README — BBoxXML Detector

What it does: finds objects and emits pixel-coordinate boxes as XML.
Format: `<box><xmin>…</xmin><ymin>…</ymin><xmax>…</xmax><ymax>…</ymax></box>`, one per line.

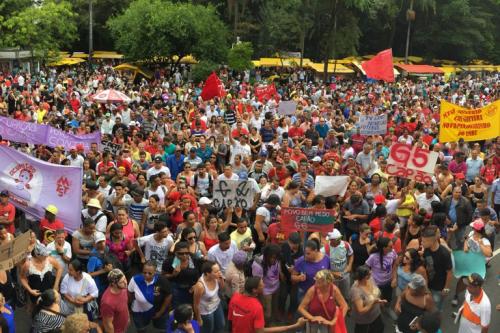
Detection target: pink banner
<box><xmin>0</xmin><ymin>116</ymin><xmax>101</xmax><ymax>152</ymax></box>
<box><xmin>0</xmin><ymin>146</ymin><xmax>83</xmax><ymax>232</ymax></box>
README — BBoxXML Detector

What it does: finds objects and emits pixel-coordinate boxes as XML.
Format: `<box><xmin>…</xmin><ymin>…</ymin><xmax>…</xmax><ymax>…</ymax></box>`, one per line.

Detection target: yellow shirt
<box><xmin>230</xmin><ymin>228</ymin><xmax>253</xmax><ymax>249</ymax></box>
<box><xmin>396</xmin><ymin>194</ymin><xmax>415</xmax><ymax>217</ymax></box>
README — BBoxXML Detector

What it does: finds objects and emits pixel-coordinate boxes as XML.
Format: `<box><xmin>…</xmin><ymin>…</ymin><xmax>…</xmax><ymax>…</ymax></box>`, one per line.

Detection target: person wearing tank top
<box><xmin>193</xmin><ymin>261</ymin><xmax>225</xmax><ymax>333</ymax></box>
<box><xmin>106</xmin><ymin>208</ymin><xmax>140</xmax><ymax>245</ymax></box>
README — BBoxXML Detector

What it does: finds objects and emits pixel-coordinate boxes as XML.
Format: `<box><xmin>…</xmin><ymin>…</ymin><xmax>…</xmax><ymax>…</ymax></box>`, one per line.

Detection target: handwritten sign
<box><xmin>281</xmin><ymin>207</ymin><xmax>335</xmax><ymax>233</ymax></box>
<box><xmin>386</xmin><ymin>143</ymin><xmax>438</xmax><ymax>184</ymax></box>
<box><xmin>358</xmin><ymin>114</ymin><xmax>387</xmax><ymax>135</ymax></box>
<box><xmin>102</xmin><ymin>140</ymin><xmax>122</xmax><ymax>155</ymax></box>
<box><xmin>212</xmin><ymin>180</ymin><xmax>257</xmax><ymax>209</ymax></box>
<box><xmin>0</xmin><ymin>231</ymin><xmax>31</xmax><ymax>270</ymax></box>
<box><xmin>278</xmin><ymin>100</ymin><xmax>297</xmax><ymax>116</ymax></box>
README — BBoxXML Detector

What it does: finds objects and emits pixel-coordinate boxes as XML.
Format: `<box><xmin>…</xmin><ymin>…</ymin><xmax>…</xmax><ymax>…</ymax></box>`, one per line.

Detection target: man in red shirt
<box><xmin>101</xmin><ymin>269</ymin><xmax>130</xmax><ymax>333</ymax></box>
<box><xmin>39</xmin><ymin>204</ymin><xmax>65</xmax><ymax>245</ymax></box>
<box><xmin>229</xmin><ymin>277</ymin><xmax>306</xmax><ymax>333</ymax></box>
<box><xmin>0</xmin><ymin>190</ymin><xmax>15</xmax><ymax>234</ymax></box>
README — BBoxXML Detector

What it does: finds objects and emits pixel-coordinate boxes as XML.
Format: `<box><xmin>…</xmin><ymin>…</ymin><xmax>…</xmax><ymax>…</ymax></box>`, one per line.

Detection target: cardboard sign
<box><xmin>386</xmin><ymin>143</ymin><xmax>438</xmax><ymax>183</ymax></box>
<box><xmin>212</xmin><ymin>180</ymin><xmax>257</xmax><ymax>209</ymax></box>
<box><xmin>278</xmin><ymin>100</ymin><xmax>297</xmax><ymax>115</ymax></box>
<box><xmin>358</xmin><ymin>114</ymin><xmax>387</xmax><ymax>135</ymax></box>
<box><xmin>0</xmin><ymin>231</ymin><xmax>31</xmax><ymax>270</ymax></box>
<box><xmin>281</xmin><ymin>207</ymin><xmax>335</xmax><ymax>233</ymax></box>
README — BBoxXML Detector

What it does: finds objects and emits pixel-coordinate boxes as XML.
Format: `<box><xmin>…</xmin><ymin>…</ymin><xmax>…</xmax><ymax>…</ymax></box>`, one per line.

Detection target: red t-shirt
<box><xmin>288</xmin><ymin>126</ymin><xmax>304</xmax><ymax>138</ymax></box>
<box><xmin>267</xmin><ymin>222</ymin><xmax>296</xmax><ymax>244</ymax></box>
<box><xmin>0</xmin><ymin>203</ymin><xmax>16</xmax><ymax>234</ymax></box>
<box><xmin>374</xmin><ymin>231</ymin><xmax>402</xmax><ymax>254</ymax></box>
<box><xmin>369</xmin><ymin>217</ymin><xmax>383</xmax><ymax>234</ymax></box>
<box><xmin>100</xmin><ymin>287</ymin><xmax>129</xmax><ymax>333</ymax></box>
<box><xmin>40</xmin><ymin>218</ymin><xmax>65</xmax><ymax>244</ymax></box>
<box><xmin>228</xmin><ymin>293</ymin><xmax>265</xmax><ymax>333</ymax></box>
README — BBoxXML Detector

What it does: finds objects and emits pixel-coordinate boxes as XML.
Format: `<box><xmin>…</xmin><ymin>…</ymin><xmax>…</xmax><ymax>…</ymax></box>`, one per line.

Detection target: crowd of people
<box><xmin>0</xmin><ymin>63</ymin><xmax>498</xmax><ymax>333</ymax></box>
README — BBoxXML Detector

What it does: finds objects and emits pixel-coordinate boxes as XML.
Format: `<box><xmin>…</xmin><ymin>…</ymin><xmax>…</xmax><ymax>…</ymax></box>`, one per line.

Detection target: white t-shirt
<box><xmin>146</xmin><ymin>165</ymin><xmax>171</xmax><ymax>180</ymax></box>
<box><xmin>207</xmin><ymin>241</ymin><xmax>238</xmax><ymax>274</ymax></box>
<box><xmin>217</xmin><ymin>173</ymin><xmax>239</xmax><ymax>181</ymax></box>
<box><xmin>230</xmin><ymin>141</ymin><xmax>251</xmax><ymax>164</ymax></box>
<box><xmin>416</xmin><ymin>193</ymin><xmax>440</xmax><ymax>214</ymax></box>
<box><xmin>46</xmin><ymin>241</ymin><xmax>72</xmax><ymax>276</ymax></box>
<box><xmin>466</xmin><ymin>232</ymin><xmax>491</xmax><ymax>254</ymax></box>
<box><xmin>458</xmin><ymin>290</ymin><xmax>491</xmax><ymax>333</ymax></box>
<box><xmin>256</xmin><ymin>206</ymin><xmax>272</xmax><ymax>233</ymax></box>
<box><xmin>137</xmin><ymin>234</ymin><xmax>174</xmax><ymax>272</ymax></box>
<box><xmin>60</xmin><ymin>272</ymin><xmax>99</xmax><ymax>299</ymax></box>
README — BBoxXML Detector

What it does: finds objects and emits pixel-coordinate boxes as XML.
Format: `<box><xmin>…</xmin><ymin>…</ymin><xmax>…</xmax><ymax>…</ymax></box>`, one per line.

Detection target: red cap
<box><xmin>455</xmin><ymin>172</ymin><xmax>465</xmax><ymax>179</ymax></box>
<box><xmin>374</xmin><ymin>194</ymin><xmax>386</xmax><ymax>205</ymax></box>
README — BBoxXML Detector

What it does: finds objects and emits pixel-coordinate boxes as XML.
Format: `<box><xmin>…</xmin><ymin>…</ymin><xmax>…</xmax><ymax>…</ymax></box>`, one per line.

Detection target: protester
<box><xmin>458</xmin><ymin>274</ymin><xmax>491</xmax><ymax>333</ymax></box>
<box><xmin>100</xmin><ymin>269</ymin><xmax>129</xmax><ymax>333</ymax></box>
<box><xmin>31</xmin><ymin>289</ymin><xmax>66</xmax><ymax>333</ymax></box>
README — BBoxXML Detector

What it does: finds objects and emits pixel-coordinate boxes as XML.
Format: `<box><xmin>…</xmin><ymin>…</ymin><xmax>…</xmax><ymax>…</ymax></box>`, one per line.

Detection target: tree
<box><xmin>108</xmin><ymin>0</ymin><xmax>229</xmax><ymax>63</ymax></box>
<box><xmin>1</xmin><ymin>0</ymin><xmax>77</xmax><ymax>59</ymax></box>
<box><xmin>227</xmin><ymin>42</ymin><xmax>254</xmax><ymax>71</ymax></box>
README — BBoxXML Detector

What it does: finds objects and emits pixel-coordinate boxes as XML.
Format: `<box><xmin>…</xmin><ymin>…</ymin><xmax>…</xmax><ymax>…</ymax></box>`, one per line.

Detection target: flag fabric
<box><xmin>361</xmin><ymin>49</ymin><xmax>395</xmax><ymax>82</ymax></box>
<box><xmin>255</xmin><ymin>83</ymin><xmax>278</xmax><ymax>102</ymax></box>
<box><xmin>200</xmin><ymin>72</ymin><xmax>226</xmax><ymax>101</ymax></box>
<box><xmin>0</xmin><ymin>146</ymin><xmax>82</xmax><ymax>232</ymax></box>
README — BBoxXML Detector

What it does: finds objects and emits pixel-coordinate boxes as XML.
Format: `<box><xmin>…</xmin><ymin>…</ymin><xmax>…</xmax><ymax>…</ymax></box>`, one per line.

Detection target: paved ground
<box><xmin>14</xmin><ymin>238</ymin><xmax>500</xmax><ymax>332</ymax></box>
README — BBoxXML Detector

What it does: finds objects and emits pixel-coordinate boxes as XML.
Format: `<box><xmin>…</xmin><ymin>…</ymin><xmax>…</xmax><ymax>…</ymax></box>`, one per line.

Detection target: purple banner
<box><xmin>0</xmin><ymin>146</ymin><xmax>83</xmax><ymax>232</ymax></box>
<box><xmin>0</xmin><ymin>116</ymin><xmax>101</xmax><ymax>152</ymax></box>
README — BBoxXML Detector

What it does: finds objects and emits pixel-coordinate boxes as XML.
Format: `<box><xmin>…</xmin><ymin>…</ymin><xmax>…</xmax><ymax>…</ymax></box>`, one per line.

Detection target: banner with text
<box><xmin>281</xmin><ymin>207</ymin><xmax>335</xmax><ymax>233</ymax></box>
<box><xmin>0</xmin><ymin>146</ymin><xmax>83</xmax><ymax>232</ymax></box>
<box><xmin>212</xmin><ymin>180</ymin><xmax>257</xmax><ymax>209</ymax></box>
<box><xmin>358</xmin><ymin>114</ymin><xmax>387</xmax><ymax>135</ymax></box>
<box><xmin>387</xmin><ymin>143</ymin><xmax>438</xmax><ymax>184</ymax></box>
<box><xmin>0</xmin><ymin>116</ymin><xmax>101</xmax><ymax>152</ymax></box>
<box><xmin>439</xmin><ymin>100</ymin><xmax>500</xmax><ymax>142</ymax></box>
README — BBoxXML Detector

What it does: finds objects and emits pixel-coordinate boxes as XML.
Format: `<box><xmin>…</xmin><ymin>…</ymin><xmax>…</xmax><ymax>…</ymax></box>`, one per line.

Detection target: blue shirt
<box><xmin>314</xmin><ymin>123</ymin><xmax>329</xmax><ymax>138</ymax></box>
<box><xmin>449</xmin><ymin>199</ymin><xmax>458</xmax><ymax>225</ymax></box>
<box><xmin>1</xmin><ymin>303</ymin><xmax>15</xmax><ymax>333</ymax></box>
<box><xmin>166</xmin><ymin>154</ymin><xmax>185</xmax><ymax>180</ymax></box>
<box><xmin>196</xmin><ymin>147</ymin><xmax>213</xmax><ymax>163</ymax></box>
<box><xmin>166</xmin><ymin>315</ymin><xmax>200</xmax><ymax>333</ymax></box>
<box><xmin>492</xmin><ymin>179</ymin><xmax>500</xmax><ymax>205</ymax></box>
<box><xmin>465</xmin><ymin>157</ymin><xmax>483</xmax><ymax>182</ymax></box>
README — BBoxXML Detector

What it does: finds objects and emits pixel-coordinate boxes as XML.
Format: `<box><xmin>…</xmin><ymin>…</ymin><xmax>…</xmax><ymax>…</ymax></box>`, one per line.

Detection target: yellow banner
<box><xmin>439</xmin><ymin>100</ymin><xmax>500</xmax><ymax>143</ymax></box>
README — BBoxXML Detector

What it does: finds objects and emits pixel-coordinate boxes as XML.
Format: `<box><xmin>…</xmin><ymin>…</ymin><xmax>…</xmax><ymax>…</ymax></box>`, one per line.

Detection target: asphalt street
<box><xmin>14</xmin><ymin>238</ymin><xmax>500</xmax><ymax>332</ymax></box>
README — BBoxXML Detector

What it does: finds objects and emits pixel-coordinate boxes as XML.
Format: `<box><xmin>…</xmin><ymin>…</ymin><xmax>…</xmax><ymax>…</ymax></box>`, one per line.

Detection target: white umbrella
<box><xmin>91</xmin><ymin>89</ymin><xmax>131</xmax><ymax>104</ymax></box>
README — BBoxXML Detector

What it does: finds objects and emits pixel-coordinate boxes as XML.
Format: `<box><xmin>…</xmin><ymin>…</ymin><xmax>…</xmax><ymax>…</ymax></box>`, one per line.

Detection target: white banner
<box><xmin>314</xmin><ymin>176</ymin><xmax>350</xmax><ymax>197</ymax></box>
<box><xmin>278</xmin><ymin>100</ymin><xmax>297</xmax><ymax>115</ymax></box>
<box><xmin>359</xmin><ymin>114</ymin><xmax>387</xmax><ymax>135</ymax></box>
<box><xmin>212</xmin><ymin>180</ymin><xmax>257</xmax><ymax>209</ymax></box>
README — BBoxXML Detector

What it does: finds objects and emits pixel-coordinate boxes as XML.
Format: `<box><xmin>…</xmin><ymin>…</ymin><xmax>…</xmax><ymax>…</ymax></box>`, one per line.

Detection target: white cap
<box><xmin>198</xmin><ymin>197</ymin><xmax>212</xmax><ymax>205</ymax></box>
<box><xmin>312</xmin><ymin>156</ymin><xmax>322</xmax><ymax>162</ymax></box>
<box><xmin>94</xmin><ymin>232</ymin><xmax>106</xmax><ymax>243</ymax></box>
<box><xmin>326</xmin><ymin>229</ymin><xmax>342</xmax><ymax>240</ymax></box>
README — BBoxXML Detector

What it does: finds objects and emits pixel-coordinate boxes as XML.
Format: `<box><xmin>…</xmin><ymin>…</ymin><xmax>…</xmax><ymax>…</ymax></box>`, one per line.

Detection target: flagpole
<box><xmin>404</xmin><ymin>0</ymin><xmax>414</xmax><ymax>64</ymax></box>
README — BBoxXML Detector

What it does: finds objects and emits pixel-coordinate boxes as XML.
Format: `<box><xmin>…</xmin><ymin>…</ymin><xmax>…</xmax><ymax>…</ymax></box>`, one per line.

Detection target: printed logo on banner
<box><xmin>3</xmin><ymin>162</ymin><xmax>42</xmax><ymax>205</ymax></box>
<box><xmin>386</xmin><ymin>143</ymin><xmax>438</xmax><ymax>183</ymax></box>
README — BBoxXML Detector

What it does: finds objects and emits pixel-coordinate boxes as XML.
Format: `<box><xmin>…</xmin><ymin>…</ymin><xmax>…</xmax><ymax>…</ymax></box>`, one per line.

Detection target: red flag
<box><xmin>255</xmin><ymin>83</ymin><xmax>278</xmax><ymax>102</ymax></box>
<box><xmin>361</xmin><ymin>49</ymin><xmax>394</xmax><ymax>82</ymax></box>
<box><xmin>200</xmin><ymin>72</ymin><xmax>226</xmax><ymax>101</ymax></box>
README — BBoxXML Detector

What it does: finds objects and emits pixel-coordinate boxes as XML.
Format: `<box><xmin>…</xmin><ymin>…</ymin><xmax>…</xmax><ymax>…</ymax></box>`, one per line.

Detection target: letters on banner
<box><xmin>386</xmin><ymin>143</ymin><xmax>438</xmax><ymax>184</ymax></box>
<box><xmin>281</xmin><ymin>207</ymin><xmax>336</xmax><ymax>233</ymax></box>
<box><xmin>212</xmin><ymin>180</ymin><xmax>257</xmax><ymax>209</ymax></box>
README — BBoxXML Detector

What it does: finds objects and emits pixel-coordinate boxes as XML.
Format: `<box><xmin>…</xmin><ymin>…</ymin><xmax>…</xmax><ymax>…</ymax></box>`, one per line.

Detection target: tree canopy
<box><xmin>107</xmin><ymin>0</ymin><xmax>229</xmax><ymax>63</ymax></box>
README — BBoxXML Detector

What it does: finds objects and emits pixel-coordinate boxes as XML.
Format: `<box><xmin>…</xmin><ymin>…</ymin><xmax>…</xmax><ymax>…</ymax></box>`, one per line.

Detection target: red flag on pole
<box><xmin>361</xmin><ymin>49</ymin><xmax>395</xmax><ymax>82</ymax></box>
<box><xmin>201</xmin><ymin>72</ymin><xmax>226</xmax><ymax>101</ymax></box>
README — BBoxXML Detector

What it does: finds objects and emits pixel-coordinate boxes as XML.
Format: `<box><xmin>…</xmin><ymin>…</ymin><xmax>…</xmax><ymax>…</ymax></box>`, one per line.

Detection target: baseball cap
<box><xmin>463</xmin><ymin>273</ymin><xmax>484</xmax><ymax>287</ymax></box>
<box><xmin>0</xmin><ymin>190</ymin><xmax>9</xmax><ymax>197</ymax></box>
<box><xmin>198</xmin><ymin>197</ymin><xmax>212</xmax><ymax>205</ymax></box>
<box><xmin>374</xmin><ymin>194</ymin><xmax>386</xmax><ymax>205</ymax></box>
<box><xmin>455</xmin><ymin>172</ymin><xmax>465</xmax><ymax>179</ymax></box>
<box><xmin>94</xmin><ymin>232</ymin><xmax>106</xmax><ymax>244</ymax></box>
<box><xmin>470</xmin><ymin>219</ymin><xmax>485</xmax><ymax>231</ymax></box>
<box><xmin>408</xmin><ymin>274</ymin><xmax>426</xmax><ymax>290</ymax></box>
<box><xmin>46</xmin><ymin>204</ymin><xmax>58</xmax><ymax>215</ymax></box>
<box><xmin>326</xmin><ymin>228</ymin><xmax>342</xmax><ymax>240</ymax></box>
<box><xmin>154</xmin><ymin>156</ymin><xmax>163</xmax><ymax>163</ymax></box>
<box><xmin>312</xmin><ymin>156</ymin><xmax>322</xmax><ymax>163</ymax></box>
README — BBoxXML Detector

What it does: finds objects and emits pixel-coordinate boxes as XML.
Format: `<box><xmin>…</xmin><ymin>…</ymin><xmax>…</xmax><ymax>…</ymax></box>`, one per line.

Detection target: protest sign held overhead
<box><xmin>0</xmin><ymin>146</ymin><xmax>83</xmax><ymax>232</ymax></box>
<box><xmin>0</xmin><ymin>231</ymin><xmax>31</xmax><ymax>271</ymax></box>
<box><xmin>281</xmin><ymin>208</ymin><xmax>336</xmax><ymax>233</ymax></box>
<box><xmin>358</xmin><ymin>114</ymin><xmax>387</xmax><ymax>135</ymax></box>
<box><xmin>439</xmin><ymin>100</ymin><xmax>500</xmax><ymax>142</ymax></box>
<box><xmin>212</xmin><ymin>179</ymin><xmax>258</xmax><ymax>209</ymax></box>
<box><xmin>278</xmin><ymin>100</ymin><xmax>297</xmax><ymax>116</ymax></box>
<box><xmin>314</xmin><ymin>176</ymin><xmax>350</xmax><ymax>197</ymax></box>
<box><xmin>386</xmin><ymin>143</ymin><xmax>438</xmax><ymax>184</ymax></box>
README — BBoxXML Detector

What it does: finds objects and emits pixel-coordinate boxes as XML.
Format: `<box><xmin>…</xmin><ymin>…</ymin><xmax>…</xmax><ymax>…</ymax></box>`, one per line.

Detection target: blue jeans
<box><xmin>200</xmin><ymin>303</ymin><xmax>225</xmax><ymax>333</ymax></box>
<box><xmin>431</xmin><ymin>289</ymin><xmax>444</xmax><ymax>310</ymax></box>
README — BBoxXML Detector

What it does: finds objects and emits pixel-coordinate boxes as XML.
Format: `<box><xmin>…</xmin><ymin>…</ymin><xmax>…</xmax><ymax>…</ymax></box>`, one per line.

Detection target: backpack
<box><xmin>193</xmin><ymin>173</ymin><xmax>213</xmax><ymax>196</ymax></box>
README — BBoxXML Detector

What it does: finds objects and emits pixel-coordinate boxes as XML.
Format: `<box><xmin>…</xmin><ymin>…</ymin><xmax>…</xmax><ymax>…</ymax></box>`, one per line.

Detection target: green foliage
<box><xmin>227</xmin><ymin>42</ymin><xmax>254</xmax><ymax>71</ymax></box>
<box><xmin>191</xmin><ymin>60</ymin><xmax>218</xmax><ymax>83</ymax></box>
<box><xmin>1</xmin><ymin>1</ymin><xmax>77</xmax><ymax>58</ymax></box>
<box><xmin>108</xmin><ymin>0</ymin><xmax>229</xmax><ymax>63</ymax></box>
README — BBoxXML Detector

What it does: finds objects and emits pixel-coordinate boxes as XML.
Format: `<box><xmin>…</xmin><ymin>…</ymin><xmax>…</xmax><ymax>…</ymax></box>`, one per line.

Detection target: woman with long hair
<box><xmin>350</xmin><ymin>224</ymin><xmax>376</xmax><ymax>272</ymax></box>
<box><xmin>392</xmin><ymin>248</ymin><xmax>428</xmax><ymax>295</ymax></box>
<box><xmin>166</xmin><ymin>304</ymin><xmax>200</xmax><ymax>333</ymax></box>
<box><xmin>365</xmin><ymin>237</ymin><xmax>398</xmax><ymax>303</ymax></box>
<box><xmin>199</xmin><ymin>215</ymin><xmax>221</xmax><ymax>251</ymax></box>
<box><xmin>282</xmin><ymin>181</ymin><xmax>306</xmax><ymax>208</ymax></box>
<box><xmin>350</xmin><ymin>265</ymin><xmax>385</xmax><ymax>333</ymax></box>
<box><xmin>251</xmin><ymin>244</ymin><xmax>282</xmax><ymax>323</ymax></box>
<box><xmin>298</xmin><ymin>270</ymin><xmax>348</xmax><ymax>333</ymax></box>
<box><xmin>106</xmin><ymin>223</ymin><xmax>133</xmax><ymax>271</ymax></box>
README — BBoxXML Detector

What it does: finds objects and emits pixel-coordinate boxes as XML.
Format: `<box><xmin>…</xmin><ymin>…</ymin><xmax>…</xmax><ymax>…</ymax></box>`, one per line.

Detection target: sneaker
<box><xmin>451</xmin><ymin>296</ymin><xmax>458</xmax><ymax>306</ymax></box>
